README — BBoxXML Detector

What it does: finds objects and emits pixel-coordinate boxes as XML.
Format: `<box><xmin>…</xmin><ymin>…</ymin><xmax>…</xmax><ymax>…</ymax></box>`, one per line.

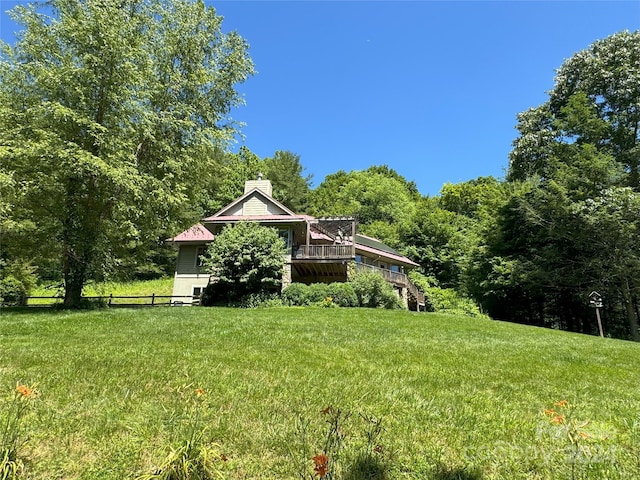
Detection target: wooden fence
<box><xmin>23</xmin><ymin>294</ymin><xmax>200</xmax><ymax>308</ymax></box>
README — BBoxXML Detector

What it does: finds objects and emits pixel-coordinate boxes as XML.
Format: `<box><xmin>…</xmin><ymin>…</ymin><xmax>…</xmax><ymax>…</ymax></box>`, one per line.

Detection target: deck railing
<box><xmin>355</xmin><ymin>263</ymin><xmax>425</xmax><ymax>309</ymax></box>
<box><xmin>355</xmin><ymin>262</ymin><xmax>409</xmax><ymax>286</ymax></box>
<box><xmin>292</xmin><ymin>244</ymin><xmax>354</xmax><ymax>259</ymax></box>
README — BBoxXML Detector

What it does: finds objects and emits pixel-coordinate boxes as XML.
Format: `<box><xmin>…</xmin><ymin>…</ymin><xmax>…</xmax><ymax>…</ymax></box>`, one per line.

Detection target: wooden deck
<box><xmin>292</xmin><ymin>244</ymin><xmax>354</xmax><ymax>260</ymax></box>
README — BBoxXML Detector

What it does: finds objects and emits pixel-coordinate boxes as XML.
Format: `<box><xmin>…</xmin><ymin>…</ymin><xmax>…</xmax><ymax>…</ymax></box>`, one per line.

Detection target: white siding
<box><xmin>243</xmin><ymin>196</ymin><xmax>267</xmax><ymax>215</ymax></box>
<box><xmin>266</xmin><ymin>202</ymin><xmax>287</xmax><ymax>215</ymax></box>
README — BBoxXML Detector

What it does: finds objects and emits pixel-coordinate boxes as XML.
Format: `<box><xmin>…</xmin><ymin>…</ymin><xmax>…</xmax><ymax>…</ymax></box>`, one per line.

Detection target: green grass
<box><xmin>28</xmin><ymin>278</ymin><xmax>174</xmax><ymax>305</ymax></box>
<box><xmin>0</xmin><ymin>307</ymin><xmax>639</xmax><ymax>479</ymax></box>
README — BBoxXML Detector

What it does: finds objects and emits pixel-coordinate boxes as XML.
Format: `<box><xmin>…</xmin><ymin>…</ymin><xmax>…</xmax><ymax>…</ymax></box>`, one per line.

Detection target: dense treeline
<box><xmin>0</xmin><ymin>3</ymin><xmax>637</xmax><ymax>339</ymax></box>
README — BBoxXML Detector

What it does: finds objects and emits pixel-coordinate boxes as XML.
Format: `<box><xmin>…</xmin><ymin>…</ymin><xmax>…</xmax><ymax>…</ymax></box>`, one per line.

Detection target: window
<box><xmin>278</xmin><ymin>229</ymin><xmax>291</xmax><ymax>248</ymax></box>
<box><xmin>196</xmin><ymin>246</ymin><xmax>206</xmax><ymax>267</ymax></box>
<box><xmin>390</xmin><ymin>265</ymin><xmax>400</xmax><ymax>273</ymax></box>
<box><xmin>193</xmin><ymin>286</ymin><xmax>203</xmax><ymax>297</ymax></box>
<box><xmin>355</xmin><ymin>255</ymin><xmax>363</xmax><ymax>263</ymax></box>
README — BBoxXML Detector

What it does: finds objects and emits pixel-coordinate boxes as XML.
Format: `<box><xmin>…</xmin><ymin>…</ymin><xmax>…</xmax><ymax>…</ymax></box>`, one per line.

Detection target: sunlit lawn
<box><xmin>28</xmin><ymin>278</ymin><xmax>174</xmax><ymax>306</ymax></box>
<box><xmin>1</xmin><ymin>307</ymin><xmax>638</xmax><ymax>479</ymax></box>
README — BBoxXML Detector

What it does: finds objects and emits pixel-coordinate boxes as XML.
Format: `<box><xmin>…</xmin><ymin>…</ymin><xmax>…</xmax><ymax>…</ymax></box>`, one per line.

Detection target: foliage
<box><xmin>460</xmin><ymin>31</ymin><xmax>640</xmax><ymax>340</ymax></box>
<box><xmin>282</xmin><ymin>283</ymin><xmax>311</xmax><ymax>306</ymax></box>
<box><xmin>349</xmin><ymin>271</ymin><xmax>401</xmax><ymax>309</ymax></box>
<box><xmin>1</xmin><ymin>383</ymin><xmax>38</xmax><ymax>479</ymax></box>
<box><xmin>263</xmin><ymin>150</ymin><xmax>312</xmax><ymax>213</ymax></box>
<box><xmin>136</xmin><ymin>385</ymin><xmax>229</xmax><ymax>480</ymax></box>
<box><xmin>307</xmin><ymin>283</ymin><xmax>330</xmax><ymax>304</ymax></box>
<box><xmin>424</xmin><ymin>287</ymin><xmax>486</xmax><ymax>318</ymax></box>
<box><xmin>326</xmin><ymin>282</ymin><xmax>358</xmax><ymax>308</ymax></box>
<box><xmin>0</xmin><ymin>260</ymin><xmax>36</xmax><ymax>306</ymax></box>
<box><xmin>509</xmin><ymin>31</ymin><xmax>640</xmax><ymax>189</ymax></box>
<box><xmin>200</xmin><ymin>222</ymin><xmax>286</xmax><ymax>305</ymax></box>
<box><xmin>308</xmin><ymin>167</ymin><xmax>419</xmax><ymax>247</ymax></box>
<box><xmin>282</xmin><ymin>282</ymin><xmax>357</xmax><ymax>308</ymax></box>
<box><xmin>0</xmin><ymin>0</ymin><xmax>254</xmax><ymax>307</ymax></box>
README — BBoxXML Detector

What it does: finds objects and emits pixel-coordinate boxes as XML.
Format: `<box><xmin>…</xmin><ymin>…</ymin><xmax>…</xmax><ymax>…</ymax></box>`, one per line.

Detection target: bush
<box><xmin>349</xmin><ymin>271</ymin><xmax>401</xmax><ymax>309</ymax></box>
<box><xmin>326</xmin><ymin>282</ymin><xmax>358</xmax><ymax>307</ymax></box>
<box><xmin>424</xmin><ymin>286</ymin><xmax>486</xmax><ymax>318</ymax></box>
<box><xmin>0</xmin><ymin>276</ymin><xmax>27</xmax><ymax>306</ymax></box>
<box><xmin>282</xmin><ymin>283</ymin><xmax>310</xmax><ymax>306</ymax></box>
<box><xmin>235</xmin><ymin>292</ymin><xmax>283</xmax><ymax>308</ymax></box>
<box><xmin>0</xmin><ymin>261</ymin><xmax>37</xmax><ymax>306</ymax></box>
<box><xmin>201</xmin><ymin>222</ymin><xmax>286</xmax><ymax>304</ymax></box>
<box><xmin>307</xmin><ymin>283</ymin><xmax>330</xmax><ymax>304</ymax></box>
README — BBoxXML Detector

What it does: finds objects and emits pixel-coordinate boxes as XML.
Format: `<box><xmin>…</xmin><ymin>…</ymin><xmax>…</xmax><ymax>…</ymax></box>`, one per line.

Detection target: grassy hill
<box><xmin>0</xmin><ymin>307</ymin><xmax>638</xmax><ymax>479</ymax></box>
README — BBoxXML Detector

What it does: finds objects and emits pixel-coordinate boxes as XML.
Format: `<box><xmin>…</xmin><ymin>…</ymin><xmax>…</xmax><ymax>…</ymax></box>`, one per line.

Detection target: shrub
<box><xmin>307</xmin><ymin>283</ymin><xmax>330</xmax><ymax>304</ymax></box>
<box><xmin>234</xmin><ymin>292</ymin><xmax>283</xmax><ymax>309</ymax></box>
<box><xmin>326</xmin><ymin>282</ymin><xmax>358</xmax><ymax>307</ymax></box>
<box><xmin>349</xmin><ymin>271</ymin><xmax>401</xmax><ymax>309</ymax></box>
<box><xmin>201</xmin><ymin>222</ymin><xmax>286</xmax><ymax>305</ymax></box>
<box><xmin>282</xmin><ymin>283</ymin><xmax>310</xmax><ymax>306</ymax></box>
<box><xmin>0</xmin><ymin>276</ymin><xmax>27</xmax><ymax>307</ymax></box>
<box><xmin>0</xmin><ymin>261</ymin><xmax>36</xmax><ymax>307</ymax></box>
<box><xmin>424</xmin><ymin>286</ymin><xmax>486</xmax><ymax>318</ymax></box>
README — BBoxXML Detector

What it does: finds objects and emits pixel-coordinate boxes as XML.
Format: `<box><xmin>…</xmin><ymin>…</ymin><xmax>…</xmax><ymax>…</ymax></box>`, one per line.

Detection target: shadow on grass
<box><xmin>343</xmin><ymin>454</ymin><xmax>389</xmax><ymax>480</ymax></box>
<box><xmin>431</xmin><ymin>464</ymin><xmax>483</xmax><ymax>480</ymax></box>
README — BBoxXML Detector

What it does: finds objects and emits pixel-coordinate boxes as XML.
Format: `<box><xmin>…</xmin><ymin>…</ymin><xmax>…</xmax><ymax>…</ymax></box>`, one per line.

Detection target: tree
<box><xmin>308</xmin><ymin>166</ymin><xmax>419</xmax><ymax>247</ymax></box>
<box><xmin>509</xmin><ymin>30</ymin><xmax>640</xmax><ymax>189</ymax></box>
<box><xmin>0</xmin><ymin>0</ymin><xmax>254</xmax><ymax>307</ymax></box>
<box><xmin>201</xmin><ymin>222</ymin><xmax>286</xmax><ymax>304</ymax></box>
<box><xmin>492</xmin><ymin>31</ymin><xmax>640</xmax><ymax>339</ymax></box>
<box><xmin>263</xmin><ymin>150</ymin><xmax>312</xmax><ymax>212</ymax></box>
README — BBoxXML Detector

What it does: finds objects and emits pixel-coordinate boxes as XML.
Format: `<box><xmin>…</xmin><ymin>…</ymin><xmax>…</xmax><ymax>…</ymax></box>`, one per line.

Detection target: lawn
<box><xmin>28</xmin><ymin>279</ymin><xmax>174</xmax><ymax>306</ymax></box>
<box><xmin>0</xmin><ymin>307</ymin><xmax>638</xmax><ymax>479</ymax></box>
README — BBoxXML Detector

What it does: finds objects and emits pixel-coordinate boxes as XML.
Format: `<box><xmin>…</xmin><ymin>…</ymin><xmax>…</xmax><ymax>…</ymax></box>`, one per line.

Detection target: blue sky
<box><xmin>1</xmin><ymin>1</ymin><xmax>639</xmax><ymax>195</ymax></box>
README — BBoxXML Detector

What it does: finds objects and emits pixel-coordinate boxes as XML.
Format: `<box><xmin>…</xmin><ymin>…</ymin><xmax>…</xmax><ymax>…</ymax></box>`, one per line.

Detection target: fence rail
<box><xmin>22</xmin><ymin>294</ymin><xmax>200</xmax><ymax>307</ymax></box>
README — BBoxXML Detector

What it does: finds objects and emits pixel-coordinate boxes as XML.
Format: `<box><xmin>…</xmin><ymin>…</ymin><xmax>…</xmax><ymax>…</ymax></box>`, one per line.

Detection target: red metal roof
<box><xmin>353</xmin><ymin>242</ymin><xmax>420</xmax><ymax>267</ymax></box>
<box><xmin>171</xmin><ymin>224</ymin><xmax>215</xmax><ymax>242</ymax></box>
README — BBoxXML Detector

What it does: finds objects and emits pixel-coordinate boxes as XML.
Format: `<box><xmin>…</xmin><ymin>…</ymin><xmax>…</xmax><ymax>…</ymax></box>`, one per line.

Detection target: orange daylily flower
<box><xmin>544</xmin><ymin>408</ymin><xmax>556</xmax><ymax>416</ymax></box>
<box><xmin>312</xmin><ymin>453</ymin><xmax>328</xmax><ymax>477</ymax></box>
<box><xmin>15</xmin><ymin>383</ymin><xmax>34</xmax><ymax>398</ymax></box>
<box><xmin>551</xmin><ymin>415</ymin><xmax>565</xmax><ymax>424</ymax></box>
<box><xmin>194</xmin><ymin>388</ymin><xmax>205</xmax><ymax>397</ymax></box>
<box><xmin>554</xmin><ymin>400</ymin><xmax>568</xmax><ymax>408</ymax></box>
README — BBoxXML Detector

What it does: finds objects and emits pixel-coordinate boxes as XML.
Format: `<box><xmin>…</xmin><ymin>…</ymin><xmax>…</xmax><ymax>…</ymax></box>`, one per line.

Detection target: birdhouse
<box><xmin>588</xmin><ymin>291</ymin><xmax>603</xmax><ymax>308</ymax></box>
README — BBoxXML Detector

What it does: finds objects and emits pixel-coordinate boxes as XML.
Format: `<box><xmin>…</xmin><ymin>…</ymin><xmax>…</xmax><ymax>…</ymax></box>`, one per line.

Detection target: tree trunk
<box><xmin>61</xmin><ymin>178</ymin><xmax>92</xmax><ymax>309</ymax></box>
<box><xmin>622</xmin><ymin>278</ymin><xmax>640</xmax><ymax>342</ymax></box>
<box><xmin>63</xmin><ymin>261</ymin><xmax>86</xmax><ymax>308</ymax></box>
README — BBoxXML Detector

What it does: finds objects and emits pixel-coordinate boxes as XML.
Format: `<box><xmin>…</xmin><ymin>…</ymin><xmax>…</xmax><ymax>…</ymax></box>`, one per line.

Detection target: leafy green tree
<box><xmin>309</xmin><ymin>166</ymin><xmax>419</xmax><ymax>248</ymax></box>
<box><xmin>509</xmin><ymin>31</ymin><xmax>640</xmax><ymax>189</ymax></box>
<box><xmin>0</xmin><ymin>0</ymin><xmax>254</xmax><ymax>306</ymax></box>
<box><xmin>202</xmin><ymin>146</ymin><xmax>265</xmax><ymax>214</ymax></box>
<box><xmin>475</xmin><ymin>31</ymin><xmax>640</xmax><ymax>340</ymax></box>
<box><xmin>201</xmin><ymin>222</ymin><xmax>286</xmax><ymax>304</ymax></box>
<box><xmin>263</xmin><ymin>150</ymin><xmax>312</xmax><ymax>212</ymax></box>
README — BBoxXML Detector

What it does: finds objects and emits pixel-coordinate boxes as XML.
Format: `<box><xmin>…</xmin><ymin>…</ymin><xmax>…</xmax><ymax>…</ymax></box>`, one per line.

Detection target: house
<box><xmin>170</xmin><ymin>177</ymin><xmax>425</xmax><ymax>310</ymax></box>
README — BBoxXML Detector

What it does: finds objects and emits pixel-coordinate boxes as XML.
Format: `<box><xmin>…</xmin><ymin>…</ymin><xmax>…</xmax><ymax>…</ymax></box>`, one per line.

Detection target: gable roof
<box><xmin>171</xmin><ymin>223</ymin><xmax>215</xmax><ymax>243</ymax></box>
<box><xmin>204</xmin><ymin>187</ymin><xmax>298</xmax><ymax>220</ymax></box>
